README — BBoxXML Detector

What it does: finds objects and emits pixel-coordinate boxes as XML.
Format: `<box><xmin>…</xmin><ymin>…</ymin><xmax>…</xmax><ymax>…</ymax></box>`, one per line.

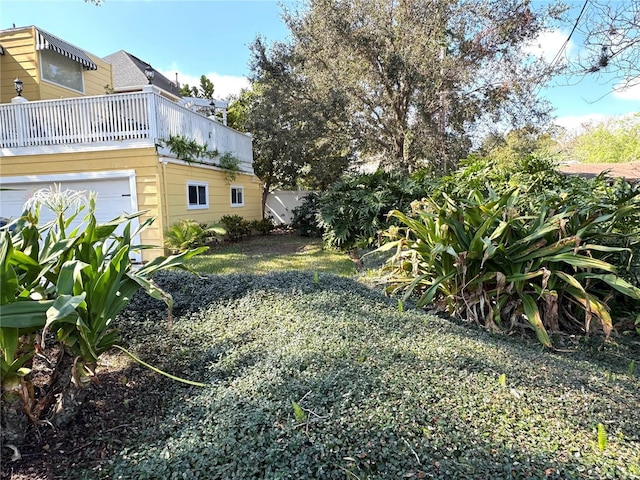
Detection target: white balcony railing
<box><xmin>0</xmin><ymin>90</ymin><xmax>253</xmax><ymax>172</ymax></box>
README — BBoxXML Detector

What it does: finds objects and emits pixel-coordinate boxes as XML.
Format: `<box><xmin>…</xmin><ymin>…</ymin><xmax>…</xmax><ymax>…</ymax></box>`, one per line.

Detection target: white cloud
<box><xmin>158</xmin><ymin>67</ymin><xmax>250</xmax><ymax>100</ymax></box>
<box><xmin>553</xmin><ymin>113</ymin><xmax>608</xmax><ymax>132</ymax></box>
<box><xmin>523</xmin><ymin>29</ymin><xmax>577</xmax><ymax>63</ymax></box>
<box><xmin>612</xmin><ymin>82</ymin><xmax>640</xmax><ymax>101</ymax></box>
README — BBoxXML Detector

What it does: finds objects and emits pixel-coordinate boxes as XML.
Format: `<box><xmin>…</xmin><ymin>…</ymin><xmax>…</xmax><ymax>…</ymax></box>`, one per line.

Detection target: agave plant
<box><xmin>380</xmin><ymin>189</ymin><xmax>640</xmax><ymax>346</ymax></box>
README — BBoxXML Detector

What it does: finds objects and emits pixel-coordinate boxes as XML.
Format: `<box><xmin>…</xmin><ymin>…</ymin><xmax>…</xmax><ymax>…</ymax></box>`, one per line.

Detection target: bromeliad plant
<box><xmin>0</xmin><ymin>186</ymin><xmax>206</xmax><ymax>442</ymax></box>
<box><xmin>380</xmin><ymin>189</ymin><xmax>640</xmax><ymax>347</ymax></box>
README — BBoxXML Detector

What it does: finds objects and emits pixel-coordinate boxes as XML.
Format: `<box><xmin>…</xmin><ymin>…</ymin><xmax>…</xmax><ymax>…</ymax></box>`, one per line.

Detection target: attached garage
<box><xmin>0</xmin><ymin>169</ymin><xmax>142</xmax><ymax>261</ymax></box>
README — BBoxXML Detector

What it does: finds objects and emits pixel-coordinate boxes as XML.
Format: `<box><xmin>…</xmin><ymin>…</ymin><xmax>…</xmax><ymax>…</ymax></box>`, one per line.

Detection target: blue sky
<box><xmin>1</xmin><ymin>0</ymin><xmax>638</xmax><ymax>131</ymax></box>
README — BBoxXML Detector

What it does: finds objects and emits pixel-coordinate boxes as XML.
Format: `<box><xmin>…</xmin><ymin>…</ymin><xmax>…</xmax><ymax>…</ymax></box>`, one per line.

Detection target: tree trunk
<box><xmin>261</xmin><ymin>182</ymin><xmax>272</xmax><ymax>220</ymax></box>
<box><xmin>49</xmin><ymin>353</ymin><xmax>93</xmax><ymax>428</ymax></box>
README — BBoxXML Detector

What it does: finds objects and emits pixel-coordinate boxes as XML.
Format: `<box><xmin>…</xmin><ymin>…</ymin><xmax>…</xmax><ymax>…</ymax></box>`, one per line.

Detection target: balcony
<box><xmin>0</xmin><ymin>89</ymin><xmax>253</xmax><ymax>173</ymax></box>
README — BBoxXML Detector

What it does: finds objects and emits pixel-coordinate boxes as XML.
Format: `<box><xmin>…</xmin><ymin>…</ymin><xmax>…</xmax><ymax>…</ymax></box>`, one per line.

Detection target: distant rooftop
<box><xmin>102</xmin><ymin>50</ymin><xmax>180</xmax><ymax>96</ymax></box>
<box><xmin>559</xmin><ymin>162</ymin><xmax>640</xmax><ymax>181</ymax></box>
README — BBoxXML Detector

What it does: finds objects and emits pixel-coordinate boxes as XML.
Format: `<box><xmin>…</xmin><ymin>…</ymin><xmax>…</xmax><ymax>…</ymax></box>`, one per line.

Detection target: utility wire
<box><xmin>531</xmin><ymin>0</ymin><xmax>591</xmax><ymax>99</ymax></box>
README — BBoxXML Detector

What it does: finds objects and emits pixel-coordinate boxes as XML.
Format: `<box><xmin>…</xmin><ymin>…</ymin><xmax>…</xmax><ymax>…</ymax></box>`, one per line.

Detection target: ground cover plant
<box><xmin>3</xmin><ymin>173</ymin><xmax>638</xmax><ymax>478</ymax></box>
<box><xmin>3</xmin><ymin>269</ymin><xmax>637</xmax><ymax>479</ymax></box>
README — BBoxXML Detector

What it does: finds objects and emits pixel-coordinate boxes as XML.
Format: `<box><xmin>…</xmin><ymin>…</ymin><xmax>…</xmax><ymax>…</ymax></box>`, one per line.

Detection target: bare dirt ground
<box><xmin>1</xmin><ymin>355</ymin><xmax>150</xmax><ymax>480</ymax></box>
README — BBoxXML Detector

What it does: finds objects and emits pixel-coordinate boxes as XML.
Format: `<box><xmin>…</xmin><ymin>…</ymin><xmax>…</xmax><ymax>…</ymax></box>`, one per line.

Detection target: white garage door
<box><xmin>0</xmin><ymin>171</ymin><xmax>142</xmax><ymax>262</ymax></box>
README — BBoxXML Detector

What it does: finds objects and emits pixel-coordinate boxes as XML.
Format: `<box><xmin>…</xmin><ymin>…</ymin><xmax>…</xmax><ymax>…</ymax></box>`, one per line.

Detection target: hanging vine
<box><xmin>157</xmin><ymin>135</ymin><xmax>241</xmax><ymax>182</ymax></box>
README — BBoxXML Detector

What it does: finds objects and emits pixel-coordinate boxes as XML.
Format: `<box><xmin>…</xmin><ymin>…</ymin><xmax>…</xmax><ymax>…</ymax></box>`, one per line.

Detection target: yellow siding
<box><xmin>1</xmin><ymin>149</ymin><xmax>262</xmax><ymax>259</ymax></box>
<box><xmin>0</xmin><ymin>147</ymin><xmax>163</xmax><ymax>261</ymax></box>
<box><xmin>163</xmin><ymin>163</ymin><xmax>262</xmax><ymax>227</ymax></box>
<box><xmin>0</xmin><ymin>26</ymin><xmax>113</xmax><ymax>102</ymax></box>
<box><xmin>0</xmin><ymin>27</ymin><xmax>37</xmax><ymax>103</ymax></box>
<box><xmin>39</xmin><ymin>53</ymin><xmax>112</xmax><ymax>99</ymax></box>
<box><xmin>85</xmin><ymin>55</ymin><xmax>113</xmax><ymax>96</ymax></box>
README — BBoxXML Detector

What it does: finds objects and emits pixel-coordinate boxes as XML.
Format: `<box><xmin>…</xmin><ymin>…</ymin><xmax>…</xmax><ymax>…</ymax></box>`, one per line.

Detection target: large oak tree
<box><xmin>283</xmin><ymin>0</ymin><xmax>566</xmax><ymax>173</ymax></box>
<box><xmin>229</xmin><ymin>38</ymin><xmax>352</xmax><ymax>215</ymax></box>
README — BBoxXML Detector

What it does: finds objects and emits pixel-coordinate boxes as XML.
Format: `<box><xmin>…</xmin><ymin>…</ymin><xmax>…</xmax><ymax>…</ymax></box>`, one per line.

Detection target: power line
<box><xmin>531</xmin><ymin>0</ymin><xmax>591</xmax><ymax>99</ymax></box>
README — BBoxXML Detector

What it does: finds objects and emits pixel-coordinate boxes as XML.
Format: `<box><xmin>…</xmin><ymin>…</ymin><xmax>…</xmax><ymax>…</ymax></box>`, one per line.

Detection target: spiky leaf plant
<box><xmin>381</xmin><ymin>189</ymin><xmax>640</xmax><ymax>345</ymax></box>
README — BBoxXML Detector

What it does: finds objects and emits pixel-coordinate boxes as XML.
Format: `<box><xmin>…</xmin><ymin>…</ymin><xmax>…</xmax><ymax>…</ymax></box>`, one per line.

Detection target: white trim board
<box><xmin>1</xmin><ymin>139</ymin><xmax>156</xmax><ymax>157</ymax></box>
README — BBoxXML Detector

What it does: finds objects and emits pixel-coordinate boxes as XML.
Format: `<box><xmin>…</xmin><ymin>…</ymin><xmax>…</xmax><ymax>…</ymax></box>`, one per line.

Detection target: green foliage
<box><xmin>0</xmin><ymin>186</ymin><xmax>204</xmax><ymax>425</ymax></box>
<box><xmin>85</xmin><ymin>270</ymin><xmax>639</xmax><ymax>479</ymax></box>
<box><xmin>381</xmin><ymin>188</ymin><xmax>640</xmax><ymax>345</ymax></box>
<box><xmin>157</xmin><ymin>134</ymin><xmax>218</xmax><ymax>164</ymax></box>
<box><xmin>179</xmin><ymin>74</ymin><xmax>215</xmax><ymax>100</ymax></box>
<box><xmin>219</xmin><ymin>215</ymin><xmax>251</xmax><ymax>242</ymax></box>
<box><xmin>597</xmin><ymin>423</ymin><xmax>608</xmax><ymax>452</ymax></box>
<box><xmin>291</xmin><ymin>192</ymin><xmax>323</xmax><ymax>237</ymax></box>
<box><xmin>164</xmin><ymin>219</ymin><xmax>225</xmax><ymax>253</ymax></box>
<box><xmin>567</xmin><ymin>116</ymin><xmax>640</xmax><ymax>164</ymax></box>
<box><xmin>316</xmin><ymin>170</ymin><xmax>431</xmax><ymax>251</ymax></box>
<box><xmin>234</xmin><ymin>40</ymin><xmax>352</xmax><ymax>208</ymax></box>
<box><xmin>479</xmin><ymin>126</ymin><xmax>561</xmax><ymax>165</ymax></box>
<box><xmin>283</xmin><ymin>0</ymin><xmax>565</xmax><ymax>172</ymax></box>
<box><xmin>249</xmin><ymin>217</ymin><xmax>274</xmax><ymax>236</ymax></box>
<box><xmin>218</xmin><ymin>152</ymin><xmax>240</xmax><ymax>183</ymax></box>
<box><xmin>291</xmin><ymin>400</ymin><xmax>307</xmax><ymax>424</ymax></box>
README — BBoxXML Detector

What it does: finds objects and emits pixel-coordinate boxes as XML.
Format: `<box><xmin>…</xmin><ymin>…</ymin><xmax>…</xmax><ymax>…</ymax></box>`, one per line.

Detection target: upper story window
<box><xmin>40</xmin><ymin>49</ymin><xmax>84</xmax><ymax>93</ymax></box>
<box><xmin>187</xmin><ymin>181</ymin><xmax>209</xmax><ymax>209</ymax></box>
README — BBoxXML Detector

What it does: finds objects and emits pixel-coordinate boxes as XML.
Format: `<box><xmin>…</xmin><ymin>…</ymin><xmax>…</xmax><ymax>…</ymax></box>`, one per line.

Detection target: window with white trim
<box><xmin>230</xmin><ymin>186</ymin><xmax>244</xmax><ymax>207</ymax></box>
<box><xmin>187</xmin><ymin>181</ymin><xmax>209</xmax><ymax>209</ymax></box>
<box><xmin>40</xmin><ymin>49</ymin><xmax>84</xmax><ymax>93</ymax></box>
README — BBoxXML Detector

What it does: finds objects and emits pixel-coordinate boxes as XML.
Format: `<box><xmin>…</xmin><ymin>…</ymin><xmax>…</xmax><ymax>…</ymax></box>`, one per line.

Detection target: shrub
<box><xmin>316</xmin><ymin>170</ymin><xmax>430</xmax><ymax>251</ymax></box>
<box><xmin>249</xmin><ymin>217</ymin><xmax>275</xmax><ymax>235</ymax></box>
<box><xmin>219</xmin><ymin>214</ymin><xmax>251</xmax><ymax>241</ymax></box>
<box><xmin>291</xmin><ymin>192</ymin><xmax>323</xmax><ymax>237</ymax></box>
<box><xmin>164</xmin><ymin>219</ymin><xmax>225</xmax><ymax>253</ymax></box>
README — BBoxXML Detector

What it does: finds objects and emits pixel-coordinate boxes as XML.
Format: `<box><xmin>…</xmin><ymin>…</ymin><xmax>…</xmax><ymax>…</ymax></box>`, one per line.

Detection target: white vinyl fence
<box><xmin>265</xmin><ymin>190</ymin><xmax>313</xmax><ymax>225</ymax></box>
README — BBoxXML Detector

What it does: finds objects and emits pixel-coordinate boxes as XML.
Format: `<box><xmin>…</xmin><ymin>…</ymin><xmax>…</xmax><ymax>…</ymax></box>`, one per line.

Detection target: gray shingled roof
<box><xmin>102</xmin><ymin>50</ymin><xmax>180</xmax><ymax>96</ymax></box>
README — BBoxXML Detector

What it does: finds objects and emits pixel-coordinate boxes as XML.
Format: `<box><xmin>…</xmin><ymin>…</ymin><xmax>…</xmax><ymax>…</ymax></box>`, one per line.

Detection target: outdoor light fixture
<box><xmin>14</xmin><ymin>77</ymin><xmax>23</xmax><ymax>96</ymax></box>
<box><xmin>144</xmin><ymin>65</ymin><xmax>155</xmax><ymax>84</ymax></box>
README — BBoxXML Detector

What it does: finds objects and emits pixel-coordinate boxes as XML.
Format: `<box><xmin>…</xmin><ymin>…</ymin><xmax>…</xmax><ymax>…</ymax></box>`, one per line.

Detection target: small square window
<box><xmin>187</xmin><ymin>182</ymin><xmax>208</xmax><ymax>209</ymax></box>
<box><xmin>231</xmin><ymin>186</ymin><xmax>244</xmax><ymax>207</ymax></box>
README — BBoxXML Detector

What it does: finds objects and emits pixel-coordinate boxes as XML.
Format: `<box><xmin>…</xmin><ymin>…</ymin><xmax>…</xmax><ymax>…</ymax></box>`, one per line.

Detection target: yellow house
<box><xmin>0</xmin><ymin>26</ymin><xmax>262</xmax><ymax>261</ymax></box>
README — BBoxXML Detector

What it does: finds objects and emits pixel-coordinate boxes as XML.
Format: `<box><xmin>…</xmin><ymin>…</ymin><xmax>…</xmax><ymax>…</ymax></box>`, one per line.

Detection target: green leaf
<box><xmin>0</xmin><ymin>300</ymin><xmax>54</xmax><ymax>329</ymax></box>
<box><xmin>597</xmin><ymin>423</ymin><xmax>608</xmax><ymax>452</ymax></box>
<box><xmin>577</xmin><ymin>273</ymin><xmax>640</xmax><ymax>300</ymax></box>
<box><xmin>292</xmin><ymin>400</ymin><xmax>307</xmax><ymax>423</ymax></box>
<box><xmin>520</xmin><ymin>294</ymin><xmax>552</xmax><ymax>347</ymax></box>
<box><xmin>113</xmin><ymin>345</ymin><xmax>207</xmax><ymax>387</ymax></box>
<box><xmin>546</xmin><ymin>253</ymin><xmax>618</xmax><ymax>273</ymax></box>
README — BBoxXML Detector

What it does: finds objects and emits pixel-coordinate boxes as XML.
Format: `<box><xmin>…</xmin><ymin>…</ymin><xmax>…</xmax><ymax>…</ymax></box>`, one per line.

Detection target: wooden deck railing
<box><xmin>0</xmin><ymin>91</ymin><xmax>253</xmax><ymax>171</ymax></box>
